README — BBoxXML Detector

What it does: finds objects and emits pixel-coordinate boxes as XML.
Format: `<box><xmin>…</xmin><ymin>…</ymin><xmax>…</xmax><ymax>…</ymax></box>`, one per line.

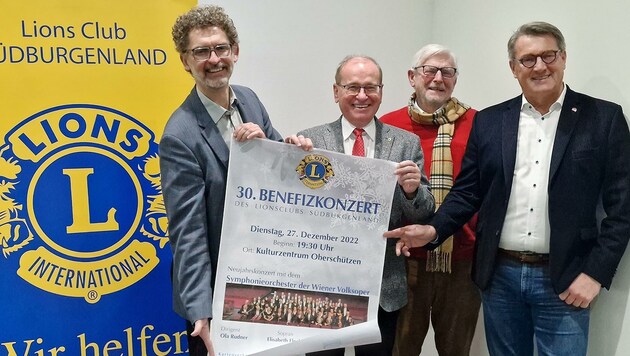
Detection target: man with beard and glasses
<box><xmin>159</xmin><ymin>5</ymin><xmax>310</xmax><ymax>355</ymax></box>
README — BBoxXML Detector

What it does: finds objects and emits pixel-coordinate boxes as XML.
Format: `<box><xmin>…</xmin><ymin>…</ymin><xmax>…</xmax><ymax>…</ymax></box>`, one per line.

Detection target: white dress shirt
<box><xmin>499</xmin><ymin>85</ymin><xmax>567</xmax><ymax>253</ymax></box>
<box><xmin>341</xmin><ymin>117</ymin><xmax>376</xmax><ymax>158</ymax></box>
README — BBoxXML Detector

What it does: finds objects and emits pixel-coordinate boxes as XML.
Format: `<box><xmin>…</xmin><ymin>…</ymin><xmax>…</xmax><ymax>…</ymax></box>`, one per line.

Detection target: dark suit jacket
<box><xmin>430</xmin><ymin>87</ymin><xmax>630</xmax><ymax>293</ymax></box>
<box><xmin>159</xmin><ymin>85</ymin><xmax>282</xmax><ymax>322</ymax></box>
<box><xmin>299</xmin><ymin>118</ymin><xmax>435</xmax><ymax>311</ymax></box>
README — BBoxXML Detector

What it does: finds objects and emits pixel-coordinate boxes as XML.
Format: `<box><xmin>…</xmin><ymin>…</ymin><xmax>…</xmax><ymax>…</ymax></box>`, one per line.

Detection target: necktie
<box><xmin>352</xmin><ymin>128</ymin><xmax>365</xmax><ymax>157</ymax></box>
<box><xmin>218</xmin><ymin>111</ymin><xmax>234</xmax><ymax>145</ymax></box>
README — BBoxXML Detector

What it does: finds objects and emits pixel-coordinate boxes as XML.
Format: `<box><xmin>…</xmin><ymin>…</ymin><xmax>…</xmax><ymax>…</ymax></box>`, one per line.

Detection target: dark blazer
<box><xmin>299</xmin><ymin>118</ymin><xmax>435</xmax><ymax>311</ymax></box>
<box><xmin>159</xmin><ymin>85</ymin><xmax>282</xmax><ymax>322</ymax></box>
<box><xmin>431</xmin><ymin>87</ymin><xmax>630</xmax><ymax>293</ymax></box>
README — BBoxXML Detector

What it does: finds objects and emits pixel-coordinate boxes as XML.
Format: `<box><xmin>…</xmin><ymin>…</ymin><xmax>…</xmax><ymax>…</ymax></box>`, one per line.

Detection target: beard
<box><xmin>202</xmin><ymin>76</ymin><xmax>230</xmax><ymax>90</ymax></box>
<box><xmin>192</xmin><ymin>64</ymin><xmax>232</xmax><ymax>91</ymax></box>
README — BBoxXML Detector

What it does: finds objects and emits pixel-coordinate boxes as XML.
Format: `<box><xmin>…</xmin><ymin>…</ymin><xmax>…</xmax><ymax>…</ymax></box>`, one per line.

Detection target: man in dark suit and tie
<box><xmin>302</xmin><ymin>55</ymin><xmax>435</xmax><ymax>356</ymax></box>
<box><xmin>159</xmin><ymin>5</ymin><xmax>310</xmax><ymax>355</ymax></box>
<box><xmin>385</xmin><ymin>22</ymin><xmax>630</xmax><ymax>355</ymax></box>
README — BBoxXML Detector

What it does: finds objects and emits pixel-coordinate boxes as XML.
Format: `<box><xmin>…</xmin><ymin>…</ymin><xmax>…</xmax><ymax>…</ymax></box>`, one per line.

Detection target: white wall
<box><xmin>205</xmin><ymin>0</ymin><xmax>433</xmax><ymax>136</ymax></box>
<box><xmin>199</xmin><ymin>1</ymin><xmax>630</xmax><ymax>354</ymax></box>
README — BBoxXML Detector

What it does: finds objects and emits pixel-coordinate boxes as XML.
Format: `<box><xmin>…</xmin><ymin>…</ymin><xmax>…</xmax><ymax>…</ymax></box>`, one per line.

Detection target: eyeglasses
<box><xmin>515</xmin><ymin>50</ymin><xmax>562</xmax><ymax>68</ymax></box>
<box><xmin>413</xmin><ymin>65</ymin><xmax>457</xmax><ymax>78</ymax></box>
<box><xmin>337</xmin><ymin>84</ymin><xmax>383</xmax><ymax>96</ymax></box>
<box><xmin>186</xmin><ymin>44</ymin><xmax>233</xmax><ymax>61</ymax></box>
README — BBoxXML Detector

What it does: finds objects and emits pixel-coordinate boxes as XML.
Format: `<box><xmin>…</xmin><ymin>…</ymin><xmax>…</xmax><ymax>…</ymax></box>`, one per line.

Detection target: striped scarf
<box><xmin>407</xmin><ymin>94</ymin><xmax>470</xmax><ymax>273</ymax></box>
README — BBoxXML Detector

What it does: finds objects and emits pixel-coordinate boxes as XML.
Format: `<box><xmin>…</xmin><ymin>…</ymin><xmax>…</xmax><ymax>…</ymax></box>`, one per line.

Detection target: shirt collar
<box><xmin>341</xmin><ymin>116</ymin><xmax>376</xmax><ymax>141</ymax></box>
<box><xmin>196</xmin><ymin>86</ymin><xmax>238</xmax><ymax>124</ymax></box>
<box><xmin>520</xmin><ymin>83</ymin><xmax>567</xmax><ymax>115</ymax></box>
<box><xmin>413</xmin><ymin>99</ymin><xmax>445</xmax><ymax>114</ymax></box>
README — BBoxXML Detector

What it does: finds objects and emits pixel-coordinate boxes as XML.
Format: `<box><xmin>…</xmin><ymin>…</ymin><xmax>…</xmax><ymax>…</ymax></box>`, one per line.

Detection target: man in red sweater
<box><xmin>380</xmin><ymin>44</ymin><xmax>480</xmax><ymax>356</ymax></box>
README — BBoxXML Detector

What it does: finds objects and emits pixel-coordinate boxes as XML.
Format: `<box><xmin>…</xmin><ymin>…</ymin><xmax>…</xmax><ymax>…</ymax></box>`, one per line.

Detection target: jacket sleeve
<box><xmin>159</xmin><ymin>133</ymin><xmax>214</xmax><ymax>322</ymax></box>
<box><xmin>391</xmin><ymin>134</ymin><xmax>435</xmax><ymax>228</ymax></box>
<box><xmin>582</xmin><ymin>105</ymin><xmax>630</xmax><ymax>288</ymax></box>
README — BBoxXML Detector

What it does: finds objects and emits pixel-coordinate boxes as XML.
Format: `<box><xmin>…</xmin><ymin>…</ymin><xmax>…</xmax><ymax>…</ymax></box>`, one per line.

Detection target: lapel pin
<box><xmin>572</xmin><ymin>107</ymin><xmax>577</xmax><ymax>112</ymax></box>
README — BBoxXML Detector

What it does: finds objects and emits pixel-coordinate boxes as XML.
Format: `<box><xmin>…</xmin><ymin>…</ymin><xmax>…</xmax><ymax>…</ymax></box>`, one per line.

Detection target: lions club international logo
<box><xmin>296</xmin><ymin>154</ymin><xmax>335</xmax><ymax>189</ymax></box>
<box><xmin>0</xmin><ymin>104</ymin><xmax>168</xmax><ymax>303</ymax></box>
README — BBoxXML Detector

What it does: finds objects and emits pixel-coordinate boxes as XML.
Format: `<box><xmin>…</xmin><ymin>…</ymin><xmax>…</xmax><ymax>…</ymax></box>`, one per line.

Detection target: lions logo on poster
<box><xmin>0</xmin><ymin>104</ymin><xmax>168</xmax><ymax>303</ymax></box>
<box><xmin>296</xmin><ymin>154</ymin><xmax>335</xmax><ymax>189</ymax></box>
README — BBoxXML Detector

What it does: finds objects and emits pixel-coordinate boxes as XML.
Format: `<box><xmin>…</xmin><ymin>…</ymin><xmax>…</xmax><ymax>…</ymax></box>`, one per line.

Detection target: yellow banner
<box><xmin>18</xmin><ymin>241</ymin><xmax>158</xmax><ymax>303</ymax></box>
<box><xmin>0</xmin><ymin>0</ymin><xmax>197</xmax><ymax>353</ymax></box>
<box><xmin>0</xmin><ymin>0</ymin><xmax>194</xmax><ymax>136</ymax></box>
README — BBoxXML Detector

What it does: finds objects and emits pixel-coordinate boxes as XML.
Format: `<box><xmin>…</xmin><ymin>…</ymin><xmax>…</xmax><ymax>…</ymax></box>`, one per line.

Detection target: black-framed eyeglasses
<box><xmin>413</xmin><ymin>65</ymin><xmax>457</xmax><ymax>78</ymax></box>
<box><xmin>186</xmin><ymin>44</ymin><xmax>233</xmax><ymax>61</ymax></box>
<box><xmin>337</xmin><ymin>84</ymin><xmax>383</xmax><ymax>96</ymax></box>
<box><xmin>515</xmin><ymin>50</ymin><xmax>562</xmax><ymax>68</ymax></box>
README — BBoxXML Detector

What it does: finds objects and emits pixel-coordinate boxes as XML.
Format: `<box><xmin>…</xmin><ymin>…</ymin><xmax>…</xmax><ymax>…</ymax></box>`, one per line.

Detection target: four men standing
<box><xmin>161</xmin><ymin>5</ymin><xmax>630</xmax><ymax>355</ymax></box>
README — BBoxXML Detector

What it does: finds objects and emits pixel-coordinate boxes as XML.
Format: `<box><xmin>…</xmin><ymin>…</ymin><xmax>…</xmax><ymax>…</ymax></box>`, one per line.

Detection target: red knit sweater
<box><xmin>380</xmin><ymin>106</ymin><xmax>477</xmax><ymax>261</ymax></box>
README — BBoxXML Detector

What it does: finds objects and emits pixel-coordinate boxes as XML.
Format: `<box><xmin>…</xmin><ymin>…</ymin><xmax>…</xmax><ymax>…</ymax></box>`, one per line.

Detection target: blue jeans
<box><xmin>481</xmin><ymin>257</ymin><xmax>590</xmax><ymax>356</ymax></box>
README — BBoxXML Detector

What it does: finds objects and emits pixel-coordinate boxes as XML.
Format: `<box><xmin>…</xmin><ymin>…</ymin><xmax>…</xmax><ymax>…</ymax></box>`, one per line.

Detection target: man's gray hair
<box><xmin>507</xmin><ymin>21</ymin><xmax>566</xmax><ymax>60</ymax></box>
<box><xmin>411</xmin><ymin>44</ymin><xmax>458</xmax><ymax>69</ymax></box>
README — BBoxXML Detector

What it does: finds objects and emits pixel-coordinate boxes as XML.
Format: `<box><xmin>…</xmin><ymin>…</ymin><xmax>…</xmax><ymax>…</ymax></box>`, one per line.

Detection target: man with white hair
<box><xmin>381</xmin><ymin>44</ymin><xmax>480</xmax><ymax>356</ymax></box>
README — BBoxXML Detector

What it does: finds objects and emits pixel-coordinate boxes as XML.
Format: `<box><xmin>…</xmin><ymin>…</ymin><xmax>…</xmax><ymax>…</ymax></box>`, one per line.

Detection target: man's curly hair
<box><xmin>172</xmin><ymin>5</ymin><xmax>239</xmax><ymax>54</ymax></box>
